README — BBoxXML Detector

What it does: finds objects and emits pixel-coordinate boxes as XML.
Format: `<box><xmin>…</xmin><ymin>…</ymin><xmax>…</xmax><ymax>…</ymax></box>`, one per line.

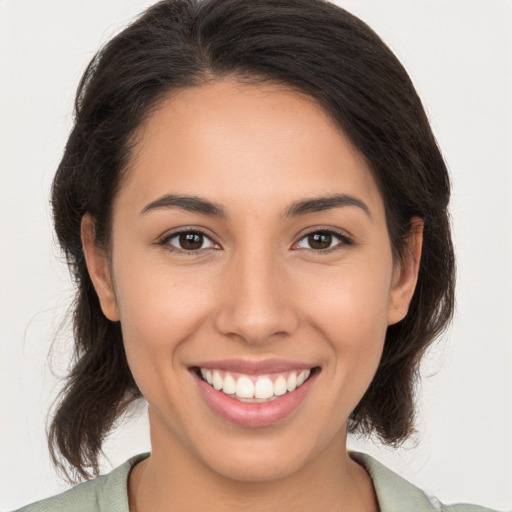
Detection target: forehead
<box><xmin>119</xmin><ymin>80</ymin><xmax>383</xmax><ymax>217</ymax></box>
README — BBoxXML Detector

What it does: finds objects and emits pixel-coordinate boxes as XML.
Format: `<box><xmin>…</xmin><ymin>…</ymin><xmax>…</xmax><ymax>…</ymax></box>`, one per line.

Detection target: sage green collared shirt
<box><xmin>14</xmin><ymin>452</ymin><xmax>497</xmax><ymax>512</ymax></box>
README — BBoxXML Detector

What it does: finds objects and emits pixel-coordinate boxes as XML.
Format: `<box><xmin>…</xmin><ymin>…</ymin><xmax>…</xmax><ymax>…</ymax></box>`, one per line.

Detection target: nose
<box><xmin>213</xmin><ymin>247</ymin><xmax>299</xmax><ymax>344</ymax></box>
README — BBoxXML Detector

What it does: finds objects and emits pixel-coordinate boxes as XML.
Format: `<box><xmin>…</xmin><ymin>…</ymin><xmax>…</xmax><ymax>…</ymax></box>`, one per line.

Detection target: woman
<box><xmin>11</xmin><ymin>0</ymin><xmax>502</xmax><ymax>510</ymax></box>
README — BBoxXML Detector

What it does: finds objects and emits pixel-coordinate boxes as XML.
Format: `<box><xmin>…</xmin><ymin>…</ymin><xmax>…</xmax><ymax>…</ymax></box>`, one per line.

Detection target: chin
<box><xmin>192</xmin><ymin>426</ymin><xmax>336</xmax><ymax>484</ymax></box>
<box><xmin>205</xmin><ymin>447</ymin><xmax>309</xmax><ymax>483</ymax></box>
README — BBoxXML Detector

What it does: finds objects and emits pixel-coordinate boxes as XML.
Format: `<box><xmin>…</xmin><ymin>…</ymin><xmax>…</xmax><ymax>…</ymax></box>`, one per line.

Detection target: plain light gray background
<box><xmin>1</xmin><ymin>1</ymin><xmax>511</xmax><ymax>510</ymax></box>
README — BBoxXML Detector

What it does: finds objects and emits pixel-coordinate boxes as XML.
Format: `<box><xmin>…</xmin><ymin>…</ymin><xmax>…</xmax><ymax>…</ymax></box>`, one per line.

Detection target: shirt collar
<box><xmin>350</xmin><ymin>451</ymin><xmax>441</xmax><ymax>512</ymax></box>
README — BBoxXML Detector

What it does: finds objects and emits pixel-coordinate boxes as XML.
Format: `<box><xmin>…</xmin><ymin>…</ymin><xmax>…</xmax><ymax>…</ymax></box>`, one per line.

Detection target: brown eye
<box><xmin>307</xmin><ymin>232</ymin><xmax>333</xmax><ymax>250</ymax></box>
<box><xmin>179</xmin><ymin>232</ymin><xmax>204</xmax><ymax>250</ymax></box>
<box><xmin>296</xmin><ymin>230</ymin><xmax>350</xmax><ymax>251</ymax></box>
<box><xmin>165</xmin><ymin>231</ymin><xmax>216</xmax><ymax>251</ymax></box>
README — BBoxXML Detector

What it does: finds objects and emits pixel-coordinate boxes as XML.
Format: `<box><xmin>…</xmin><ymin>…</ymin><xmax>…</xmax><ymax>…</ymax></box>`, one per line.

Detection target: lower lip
<box><xmin>192</xmin><ymin>370</ymin><xmax>317</xmax><ymax>428</ymax></box>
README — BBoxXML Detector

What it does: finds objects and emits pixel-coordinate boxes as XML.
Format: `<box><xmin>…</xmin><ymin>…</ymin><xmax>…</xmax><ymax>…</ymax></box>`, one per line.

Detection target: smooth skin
<box><xmin>82</xmin><ymin>80</ymin><xmax>422</xmax><ymax>512</ymax></box>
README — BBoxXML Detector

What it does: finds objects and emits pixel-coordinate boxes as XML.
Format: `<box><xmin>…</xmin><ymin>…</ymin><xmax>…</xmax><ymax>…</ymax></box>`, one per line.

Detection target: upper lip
<box><xmin>191</xmin><ymin>358</ymin><xmax>316</xmax><ymax>375</ymax></box>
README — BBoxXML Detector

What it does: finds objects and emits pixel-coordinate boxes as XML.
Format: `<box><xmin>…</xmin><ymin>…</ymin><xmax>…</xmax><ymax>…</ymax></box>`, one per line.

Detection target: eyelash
<box><xmin>157</xmin><ymin>228</ymin><xmax>352</xmax><ymax>254</ymax></box>
<box><xmin>293</xmin><ymin>229</ymin><xmax>352</xmax><ymax>254</ymax></box>
<box><xmin>158</xmin><ymin>228</ymin><xmax>218</xmax><ymax>254</ymax></box>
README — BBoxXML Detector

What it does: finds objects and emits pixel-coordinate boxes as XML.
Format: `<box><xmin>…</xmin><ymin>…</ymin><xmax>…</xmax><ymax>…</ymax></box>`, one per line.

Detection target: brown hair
<box><xmin>49</xmin><ymin>0</ymin><xmax>455</xmax><ymax>481</ymax></box>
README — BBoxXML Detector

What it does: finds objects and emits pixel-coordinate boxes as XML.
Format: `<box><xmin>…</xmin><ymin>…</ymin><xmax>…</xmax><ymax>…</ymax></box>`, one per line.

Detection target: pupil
<box><xmin>179</xmin><ymin>232</ymin><xmax>203</xmax><ymax>250</ymax></box>
<box><xmin>309</xmin><ymin>232</ymin><xmax>332</xmax><ymax>250</ymax></box>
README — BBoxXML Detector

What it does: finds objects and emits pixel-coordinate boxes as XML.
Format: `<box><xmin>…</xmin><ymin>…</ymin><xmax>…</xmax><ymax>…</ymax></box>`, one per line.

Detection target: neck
<box><xmin>129</xmin><ymin>414</ymin><xmax>378</xmax><ymax>512</ymax></box>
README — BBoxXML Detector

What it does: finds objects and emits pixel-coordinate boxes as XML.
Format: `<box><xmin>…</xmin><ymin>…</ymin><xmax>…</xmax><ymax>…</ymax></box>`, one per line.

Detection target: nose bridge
<box><xmin>214</xmin><ymin>240</ymin><xmax>298</xmax><ymax>343</ymax></box>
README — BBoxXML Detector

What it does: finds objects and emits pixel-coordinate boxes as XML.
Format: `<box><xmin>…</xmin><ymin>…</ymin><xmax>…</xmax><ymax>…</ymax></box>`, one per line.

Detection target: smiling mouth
<box><xmin>193</xmin><ymin>367</ymin><xmax>319</xmax><ymax>403</ymax></box>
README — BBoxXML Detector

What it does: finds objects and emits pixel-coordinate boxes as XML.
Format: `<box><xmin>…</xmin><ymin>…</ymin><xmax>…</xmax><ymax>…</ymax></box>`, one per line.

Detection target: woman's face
<box><xmin>84</xmin><ymin>80</ymin><xmax>420</xmax><ymax>481</ymax></box>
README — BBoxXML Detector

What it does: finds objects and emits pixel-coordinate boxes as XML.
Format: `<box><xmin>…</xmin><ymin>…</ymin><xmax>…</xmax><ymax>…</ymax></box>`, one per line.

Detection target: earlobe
<box><xmin>80</xmin><ymin>214</ymin><xmax>120</xmax><ymax>322</ymax></box>
<box><xmin>387</xmin><ymin>218</ymin><xmax>423</xmax><ymax>325</ymax></box>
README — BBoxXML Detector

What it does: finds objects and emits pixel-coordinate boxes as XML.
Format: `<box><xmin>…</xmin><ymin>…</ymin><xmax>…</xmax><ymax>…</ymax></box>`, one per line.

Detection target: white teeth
<box><xmin>254</xmin><ymin>377</ymin><xmax>274</xmax><ymax>399</ymax></box>
<box><xmin>286</xmin><ymin>372</ymin><xmax>297</xmax><ymax>392</ymax></box>
<box><xmin>222</xmin><ymin>374</ymin><xmax>236</xmax><ymax>395</ymax></box>
<box><xmin>274</xmin><ymin>376</ymin><xmax>287</xmax><ymax>396</ymax></box>
<box><xmin>212</xmin><ymin>370</ymin><xmax>223</xmax><ymax>390</ymax></box>
<box><xmin>297</xmin><ymin>369</ymin><xmax>310</xmax><ymax>386</ymax></box>
<box><xmin>200</xmin><ymin>368</ymin><xmax>214</xmax><ymax>385</ymax></box>
<box><xmin>199</xmin><ymin>367</ymin><xmax>313</xmax><ymax>400</ymax></box>
<box><xmin>236</xmin><ymin>376</ymin><xmax>255</xmax><ymax>398</ymax></box>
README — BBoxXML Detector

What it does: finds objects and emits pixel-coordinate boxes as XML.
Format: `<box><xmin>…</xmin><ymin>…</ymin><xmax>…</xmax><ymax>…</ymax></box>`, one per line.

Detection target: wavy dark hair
<box><xmin>49</xmin><ymin>0</ymin><xmax>455</xmax><ymax>481</ymax></box>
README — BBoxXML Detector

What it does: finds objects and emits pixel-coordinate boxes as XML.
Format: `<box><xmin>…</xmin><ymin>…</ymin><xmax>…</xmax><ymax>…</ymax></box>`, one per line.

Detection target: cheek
<box><xmin>298</xmin><ymin>259</ymin><xmax>392</xmax><ymax>340</ymax></box>
<box><xmin>111</xmin><ymin>258</ymin><xmax>215</xmax><ymax>390</ymax></box>
<box><xmin>294</xmin><ymin>258</ymin><xmax>392</xmax><ymax>394</ymax></box>
<box><xmin>114</xmin><ymin>252</ymin><xmax>211</xmax><ymax>333</ymax></box>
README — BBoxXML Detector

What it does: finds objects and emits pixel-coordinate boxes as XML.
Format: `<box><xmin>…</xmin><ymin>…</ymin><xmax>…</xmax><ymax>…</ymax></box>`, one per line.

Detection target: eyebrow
<box><xmin>284</xmin><ymin>194</ymin><xmax>372</xmax><ymax>218</ymax></box>
<box><xmin>140</xmin><ymin>194</ymin><xmax>225</xmax><ymax>217</ymax></box>
<box><xmin>139</xmin><ymin>193</ymin><xmax>371</xmax><ymax>219</ymax></box>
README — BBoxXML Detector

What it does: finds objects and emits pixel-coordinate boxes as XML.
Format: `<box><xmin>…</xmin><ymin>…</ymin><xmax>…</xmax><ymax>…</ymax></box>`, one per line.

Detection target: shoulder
<box><xmin>12</xmin><ymin>453</ymin><xmax>149</xmax><ymax>512</ymax></box>
<box><xmin>350</xmin><ymin>452</ymin><xmax>497</xmax><ymax>512</ymax></box>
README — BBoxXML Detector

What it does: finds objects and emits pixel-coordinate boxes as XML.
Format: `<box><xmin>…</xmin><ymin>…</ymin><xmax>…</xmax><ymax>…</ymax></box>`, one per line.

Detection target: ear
<box><xmin>81</xmin><ymin>214</ymin><xmax>120</xmax><ymax>321</ymax></box>
<box><xmin>387</xmin><ymin>218</ymin><xmax>423</xmax><ymax>325</ymax></box>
